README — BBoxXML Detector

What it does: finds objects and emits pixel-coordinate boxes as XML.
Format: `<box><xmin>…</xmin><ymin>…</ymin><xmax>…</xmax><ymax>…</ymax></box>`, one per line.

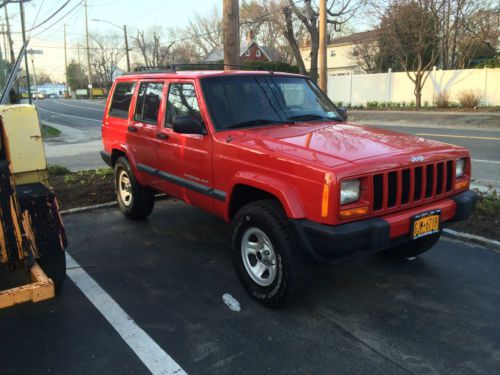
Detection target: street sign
<box><xmin>27</xmin><ymin>49</ymin><xmax>43</xmax><ymax>55</ymax></box>
<box><xmin>88</xmin><ymin>84</ymin><xmax>93</xmax><ymax>89</ymax></box>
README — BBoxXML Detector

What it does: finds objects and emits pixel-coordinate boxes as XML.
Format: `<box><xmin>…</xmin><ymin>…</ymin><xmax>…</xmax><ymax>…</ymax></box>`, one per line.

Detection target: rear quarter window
<box><xmin>109</xmin><ymin>82</ymin><xmax>136</xmax><ymax>119</ymax></box>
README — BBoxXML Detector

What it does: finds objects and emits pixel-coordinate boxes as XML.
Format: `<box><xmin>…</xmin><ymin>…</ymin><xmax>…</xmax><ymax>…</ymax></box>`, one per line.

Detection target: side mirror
<box><xmin>337</xmin><ymin>107</ymin><xmax>348</xmax><ymax>121</ymax></box>
<box><xmin>172</xmin><ymin>115</ymin><xmax>205</xmax><ymax>135</ymax></box>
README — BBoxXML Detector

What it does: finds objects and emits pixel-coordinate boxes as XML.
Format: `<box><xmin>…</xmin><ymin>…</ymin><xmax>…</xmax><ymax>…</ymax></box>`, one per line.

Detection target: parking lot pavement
<box><xmin>2</xmin><ymin>200</ymin><xmax>500</xmax><ymax>374</ymax></box>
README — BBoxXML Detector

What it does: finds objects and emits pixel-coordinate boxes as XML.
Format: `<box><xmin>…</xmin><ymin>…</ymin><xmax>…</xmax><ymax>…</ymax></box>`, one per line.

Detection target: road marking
<box><xmin>416</xmin><ymin>133</ymin><xmax>500</xmax><ymax>141</ymax></box>
<box><xmin>47</xmin><ymin>100</ymin><xmax>104</xmax><ymax>112</ymax></box>
<box><xmin>472</xmin><ymin>159</ymin><xmax>500</xmax><ymax>164</ymax></box>
<box><xmin>66</xmin><ymin>253</ymin><xmax>187</xmax><ymax>375</ymax></box>
<box><xmin>38</xmin><ymin>107</ymin><xmax>102</xmax><ymax>122</ymax></box>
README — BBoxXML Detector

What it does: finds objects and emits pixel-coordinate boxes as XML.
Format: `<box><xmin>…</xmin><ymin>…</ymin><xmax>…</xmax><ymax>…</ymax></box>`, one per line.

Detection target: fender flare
<box><xmin>227</xmin><ymin>172</ymin><xmax>307</xmax><ymax>220</ymax></box>
<box><xmin>109</xmin><ymin>144</ymin><xmax>147</xmax><ymax>185</ymax></box>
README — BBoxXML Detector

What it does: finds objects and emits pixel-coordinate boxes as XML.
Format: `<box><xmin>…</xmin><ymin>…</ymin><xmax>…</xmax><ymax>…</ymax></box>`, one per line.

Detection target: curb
<box><xmin>350</xmin><ymin>120</ymin><xmax>500</xmax><ymax>131</ymax></box>
<box><xmin>60</xmin><ymin>202</ymin><xmax>117</xmax><ymax>215</ymax></box>
<box><xmin>443</xmin><ymin>228</ymin><xmax>500</xmax><ymax>251</ymax></box>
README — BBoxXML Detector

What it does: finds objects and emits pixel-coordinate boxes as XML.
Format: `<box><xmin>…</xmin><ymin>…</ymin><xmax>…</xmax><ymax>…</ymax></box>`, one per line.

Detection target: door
<box><xmin>127</xmin><ymin>81</ymin><xmax>165</xmax><ymax>185</ymax></box>
<box><xmin>155</xmin><ymin>81</ymin><xmax>213</xmax><ymax>210</ymax></box>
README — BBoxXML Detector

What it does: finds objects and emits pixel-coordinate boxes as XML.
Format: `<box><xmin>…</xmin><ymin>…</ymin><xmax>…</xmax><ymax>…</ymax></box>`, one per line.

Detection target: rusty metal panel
<box><xmin>0</xmin><ymin>104</ymin><xmax>47</xmax><ymax>175</ymax></box>
<box><xmin>0</xmin><ymin>159</ymin><xmax>26</xmax><ymax>263</ymax></box>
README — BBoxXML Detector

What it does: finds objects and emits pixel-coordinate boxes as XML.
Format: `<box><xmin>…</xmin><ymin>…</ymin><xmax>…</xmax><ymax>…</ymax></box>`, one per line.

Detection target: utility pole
<box><xmin>77</xmin><ymin>43</ymin><xmax>81</xmax><ymax>66</ymax></box>
<box><xmin>1</xmin><ymin>24</ymin><xmax>7</xmax><ymax>64</ymax></box>
<box><xmin>84</xmin><ymin>0</ymin><xmax>93</xmax><ymax>100</ymax></box>
<box><xmin>19</xmin><ymin>0</ymin><xmax>31</xmax><ymax>104</ymax></box>
<box><xmin>223</xmin><ymin>0</ymin><xmax>239</xmax><ymax>70</ymax></box>
<box><xmin>3</xmin><ymin>5</ymin><xmax>14</xmax><ymax>64</ymax></box>
<box><xmin>64</xmin><ymin>24</ymin><xmax>68</xmax><ymax>96</ymax></box>
<box><xmin>123</xmin><ymin>24</ymin><xmax>130</xmax><ymax>72</ymax></box>
<box><xmin>30</xmin><ymin>55</ymin><xmax>37</xmax><ymax>96</ymax></box>
<box><xmin>318</xmin><ymin>0</ymin><xmax>327</xmax><ymax>93</ymax></box>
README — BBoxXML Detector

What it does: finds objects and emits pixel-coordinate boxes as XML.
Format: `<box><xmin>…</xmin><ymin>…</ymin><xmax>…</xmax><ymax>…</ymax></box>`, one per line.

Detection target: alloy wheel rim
<box><xmin>118</xmin><ymin>170</ymin><xmax>133</xmax><ymax>207</ymax></box>
<box><xmin>241</xmin><ymin>227</ymin><xmax>277</xmax><ymax>287</ymax></box>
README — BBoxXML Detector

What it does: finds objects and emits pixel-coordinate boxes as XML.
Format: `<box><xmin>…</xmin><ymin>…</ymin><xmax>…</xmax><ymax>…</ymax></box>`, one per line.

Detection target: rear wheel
<box><xmin>115</xmin><ymin>157</ymin><xmax>155</xmax><ymax>220</ymax></box>
<box><xmin>232</xmin><ymin>199</ymin><xmax>305</xmax><ymax>308</ymax></box>
<box><xmin>380</xmin><ymin>231</ymin><xmax>441</xmax><ymax>259</ymax></box>
<box><xmin>38</xmin><ymin>248</ymin><xmax>66</xmax><ymax>294</ymax></box>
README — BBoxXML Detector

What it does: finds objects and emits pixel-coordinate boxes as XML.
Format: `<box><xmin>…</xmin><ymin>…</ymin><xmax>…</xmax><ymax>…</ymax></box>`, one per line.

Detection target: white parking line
<box><xmin>472</xmin><ymin>159</ymin><xmax>500</xmax><ymax>164</ymax></box>
<box><xmin>38</xmin><ymin>107</ymin><xmax>102</xmax><ymax>122</ymax></box>
<box><xmin>66</xmin><ymin>253</ymin><xmax>187</xmax><ymax>375</ymax></box>
<box><xmin>48</xmin><ymin>101</ymin><xmax>104</xmax><ymax>112</ymax></box>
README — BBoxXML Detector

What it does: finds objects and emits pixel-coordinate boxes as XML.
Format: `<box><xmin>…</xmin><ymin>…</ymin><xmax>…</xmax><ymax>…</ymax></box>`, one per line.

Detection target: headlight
<box><xmin>456</xmin><ymin>158</ymin><xmax>466</xmax><ymax>178</ymax></box>
<box><xmin>340</xmin><ymin>179</ymin><xmax>360</xmax><ymax>205</ymax></box>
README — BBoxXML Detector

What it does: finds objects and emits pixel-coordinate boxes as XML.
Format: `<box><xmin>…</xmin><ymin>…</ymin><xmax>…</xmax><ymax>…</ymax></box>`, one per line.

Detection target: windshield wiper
<box><xmin>287</xmin><ymin>114</ymin><xmax>339</xmax><ymax>122</ymax></box>
<box><xmin>226</xmin><ymin>119</ymin><xmax>291</xmax><ymax>129</ymax></box>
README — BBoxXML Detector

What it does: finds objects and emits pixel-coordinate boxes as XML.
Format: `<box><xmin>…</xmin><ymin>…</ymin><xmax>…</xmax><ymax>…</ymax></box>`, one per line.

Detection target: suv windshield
<box><xmin>201</xmin><ymin>75</ymin><xmax>341</xmax><ymax>130</ymax></box>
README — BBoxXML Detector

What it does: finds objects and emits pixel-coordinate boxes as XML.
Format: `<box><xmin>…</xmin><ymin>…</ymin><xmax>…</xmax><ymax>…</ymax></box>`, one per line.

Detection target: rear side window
<box><xmin>134</xmin><ymin>82</ymin><xmax>164</xmax><ymax>124</ymax></box>
<box><xmin>165</xmin><ymin>83</ymin><xmax>201</xmax><ymax>128</ymax></box>
<box><xmin>109</xmin><ymin>82</ymin><xmax>135</xmax><ymax>119</ymax></box>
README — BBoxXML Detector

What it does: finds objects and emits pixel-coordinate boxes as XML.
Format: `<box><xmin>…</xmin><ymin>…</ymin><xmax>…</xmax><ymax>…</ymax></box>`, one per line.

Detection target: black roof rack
<box><xmin>125</xmin><ymin>63</ymin><xmax>267</xmax><ymax>75</ymax></box>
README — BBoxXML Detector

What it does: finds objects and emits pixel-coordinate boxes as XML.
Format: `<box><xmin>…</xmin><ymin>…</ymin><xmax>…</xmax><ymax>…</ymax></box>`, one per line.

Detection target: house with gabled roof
<box><xmin>204</xmin><ymin>31</ymin><xmax>282</xmax><ymax>63</ymax></box>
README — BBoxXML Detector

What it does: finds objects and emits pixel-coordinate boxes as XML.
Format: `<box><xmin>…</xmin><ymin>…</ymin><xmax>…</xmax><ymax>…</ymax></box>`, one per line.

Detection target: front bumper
<box><xmin>290</xmin><ymin>190</ymin><xmax>477</xmax><ymax>263</ymax></box>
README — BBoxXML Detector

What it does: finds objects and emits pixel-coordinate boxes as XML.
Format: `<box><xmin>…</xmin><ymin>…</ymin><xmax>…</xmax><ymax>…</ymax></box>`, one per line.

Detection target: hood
<box><xmin>227</xmin><ymin>122</ymin><xmax>462</xmax><ymax>168</ymax></box>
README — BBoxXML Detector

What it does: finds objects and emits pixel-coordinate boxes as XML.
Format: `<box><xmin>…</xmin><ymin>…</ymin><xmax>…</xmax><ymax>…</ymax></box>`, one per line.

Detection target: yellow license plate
<box><xmin>411</xmin><ymin>210</ymin><xmax>441</xmax><ymax>239</ymax></box>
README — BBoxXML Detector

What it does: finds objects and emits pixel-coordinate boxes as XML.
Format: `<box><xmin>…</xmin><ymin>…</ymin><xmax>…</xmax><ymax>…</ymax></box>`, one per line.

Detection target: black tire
<box><xmin>380</xmin><ymin>231</ymin><xmax>441</xmax><ymax>259</ymax></box>
<box><xmin>114</xmin><ymin>157</ymin><xmax>155</xmax><ymax>220</ymax></box>
<box><xmin>38</xmin><ymin>248</ymin><xmax>66</xmax><ymax>294</ymax></box>
<box><xmin>232</xmin><ymin>199</ymin><xmax>305</xmax><ymax>308</ymax></box>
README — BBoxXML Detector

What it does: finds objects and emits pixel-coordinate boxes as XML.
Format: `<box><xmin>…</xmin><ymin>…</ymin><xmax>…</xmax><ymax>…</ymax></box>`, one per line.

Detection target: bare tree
<box><xmin>133</xmin><ymin>27</ymin><xmax>175</xmax><ymax>67</ymax></box>
<box><xmin>351</xmin><ymin>32</ymin><xmax>382</xmax><ymax>73</ymax></box>
<box><xmin>283</xmin><ymin>0</ymin><xmax>366</xmax><ymax>82</ymax></box>
<box><xmin>241</xmin><ymin>0</ymin><xmax>297</xmax><ymax>63</ymax></box>
<box><xmin>88</xmin><ymin>32</ymin><xmax>125</xmax><ymax>90</ymax></box>
<box><xmin>379</xmin><ymin>0</ymin><xmax>442</xmax><ymax>108</ymax></box>
<box><xmin>185</xmin><ymin>6</ymin><xmax>224</xmax><ymax>57</ymax></box>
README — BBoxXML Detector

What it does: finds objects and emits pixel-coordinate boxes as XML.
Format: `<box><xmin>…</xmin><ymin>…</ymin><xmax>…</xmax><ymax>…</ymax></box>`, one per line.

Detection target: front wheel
<box><xmin>114</xmin><ymin>157</ymin><xmax>155</xmax><ymax>220</ymax></box>
<box><xmin>232</xmin><ymin>200</ymin><xmax>305</xmax><ymax>308</ymax></box>
<box><xmin>380</xmin><ymin>231</ymin><xmax>441</xmax><ymax>259</ymax></box>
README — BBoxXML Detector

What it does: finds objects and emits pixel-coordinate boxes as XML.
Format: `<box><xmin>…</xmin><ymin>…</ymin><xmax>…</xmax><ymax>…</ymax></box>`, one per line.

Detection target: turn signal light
<box><xmin>454</xmin><ymin>180</ymin><xmax>469</xmax><ymax>191</ymax></box>
<box><xmin>321</xmin><ymin>184</ymin><xmax>330</xmax><ymax>218</ymax></box>
<box><xmin>339</xmin><ymin>205</ymin><xmax>369</xmax><ymax>219</ymax></box>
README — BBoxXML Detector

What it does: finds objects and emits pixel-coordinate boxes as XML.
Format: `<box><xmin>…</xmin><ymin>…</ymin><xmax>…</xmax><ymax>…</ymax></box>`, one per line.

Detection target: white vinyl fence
<box><xmin>327</xmin><ymin>67</ymin><xmax>500</xmax><ymax>106</ymax></box>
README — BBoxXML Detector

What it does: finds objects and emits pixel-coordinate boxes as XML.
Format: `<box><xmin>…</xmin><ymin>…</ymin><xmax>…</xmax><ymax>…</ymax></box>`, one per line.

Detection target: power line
<box><xmin>27</xmin><ymin>0</ymin><xmax>45</xmax><ymax>39</ymax></box>
<box><xmin>26</xmin><ymin>0</ymin><xmax>71</xmax><ymax>32</ymax></box>
<box><xmin>30</xmin><ymin>0</ymin><xmax>83</xmax><ymax>39</ymax></box>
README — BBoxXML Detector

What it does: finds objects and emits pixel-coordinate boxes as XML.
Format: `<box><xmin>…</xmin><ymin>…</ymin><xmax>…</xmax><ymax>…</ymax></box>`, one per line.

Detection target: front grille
<box><xmin>372</xmin><ymin>160</ymin><xmax>455</xmax><ymax>212</ymax></box>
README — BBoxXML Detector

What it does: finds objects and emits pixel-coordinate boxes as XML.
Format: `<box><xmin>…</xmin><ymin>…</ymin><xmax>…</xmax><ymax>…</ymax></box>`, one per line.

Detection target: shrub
<box><xmin>48</xmin><ymin>164</ymin><xmax>70</xmax><ymax>176</ymax></box>
<box><xmin>434</xmin><ymin>91</ymin><xmax>450</xmax><ymax>108</ymax></box>
<box><xmin>475</xmin><ymin>188</ymin><xmax>500</xmax><ymax>217</ymax></box>
<box><xmin>458</xmin><ymin>90</ymin><xmax>482</xmax><ymax>108</ymax></box>
<box><xmin>424</xmin><ymin>101</ymin><xmax>429</xmax><ymax>108</ymax></box>
<box><xmin>366</xmin><ymin>101</ymin><xmax>379</xmax><ymax>109</ymax></box>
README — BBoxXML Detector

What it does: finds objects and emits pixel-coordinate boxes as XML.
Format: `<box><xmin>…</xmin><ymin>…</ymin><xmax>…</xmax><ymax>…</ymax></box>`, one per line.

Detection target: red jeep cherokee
<box><xmin>101</xmin><ymin>68</ymin><xmax>477</xmax><ymax>307</ymax></box>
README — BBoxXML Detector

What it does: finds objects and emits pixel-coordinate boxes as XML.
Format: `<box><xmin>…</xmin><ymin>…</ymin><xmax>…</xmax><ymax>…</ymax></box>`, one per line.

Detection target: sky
<box><xmin>4</xmin><ymin>0</ymin><xmax>220</xmax><ymax>81</ymax></box>
<box><xmin>4</xmin><ymin>0</ymin><xmax>373</xmax><ymax>83</ymax></box>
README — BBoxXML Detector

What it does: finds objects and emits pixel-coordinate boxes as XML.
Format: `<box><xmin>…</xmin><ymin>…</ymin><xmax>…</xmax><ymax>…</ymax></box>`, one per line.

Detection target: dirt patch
<box><xmin>448</xmin><ymin>213</ymin><xmax>500</xmax><ymax>240</ymax></box>
<box><xmin>49</xmin><ymin>169</ymin><xmax>115</xmax><ymax>210</ymax></box>
<box><xmin>448</xmin><ymin>191</ymin><xmax>500</xmax><ymax>240</ymax></box>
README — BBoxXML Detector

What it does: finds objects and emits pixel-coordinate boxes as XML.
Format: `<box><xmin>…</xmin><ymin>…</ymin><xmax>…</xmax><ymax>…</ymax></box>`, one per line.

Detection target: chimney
<box><xmin>246</xmin><ymin>30</ymin><xmax>255</xmax><ymax>44</ymax></box>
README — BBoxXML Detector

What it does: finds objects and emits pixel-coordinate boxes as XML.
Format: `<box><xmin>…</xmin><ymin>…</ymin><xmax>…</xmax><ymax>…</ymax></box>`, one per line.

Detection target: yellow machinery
<box><xmin>0</xmin><ymin>50</ymin><xmax>67</xmax><ymax>308</ymax></box>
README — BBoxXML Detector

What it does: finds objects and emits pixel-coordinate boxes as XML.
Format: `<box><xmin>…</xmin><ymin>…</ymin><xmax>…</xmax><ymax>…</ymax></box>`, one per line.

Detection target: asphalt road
<box><xmin>37</xmin><ymin>99</ymin><xmax>106</xmax><ymax>170</ymax></box>
<box><xmin>1</xmin><ymin>200</ymin><xmax>499</xmax><ymax>374</ymax></box>
<box><xmin>37</xmin><ymin>99</ymin><xmax>500</xmax><ymax>188</ymax></box>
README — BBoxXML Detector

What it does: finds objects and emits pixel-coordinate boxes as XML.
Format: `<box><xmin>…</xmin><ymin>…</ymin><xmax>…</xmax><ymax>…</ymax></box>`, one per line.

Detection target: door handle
<box><xmin>157</xmin><ymin>133</ymin><xmax>169</xmax><ymax>140</ymax></box>
<box><xmin>128</xmin><ymin>126</ymin><xmax>138</xmax><ymax>132</ymax></box>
